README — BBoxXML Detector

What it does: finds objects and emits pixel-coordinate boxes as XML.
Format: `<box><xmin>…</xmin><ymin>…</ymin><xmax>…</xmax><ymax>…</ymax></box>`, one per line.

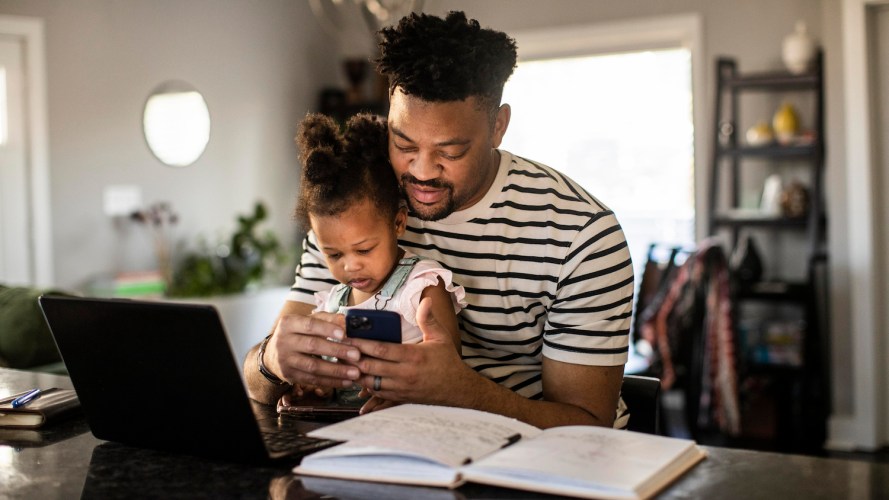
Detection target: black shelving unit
<box><xmin>708</xmin><ymin>53</ymin><xmax>829</xmax><ymax>453</ymax></box>
<box><xmin>318</xmin><ymin>87</ymin><xmax>388</xmax><ymax>123</ymax></box>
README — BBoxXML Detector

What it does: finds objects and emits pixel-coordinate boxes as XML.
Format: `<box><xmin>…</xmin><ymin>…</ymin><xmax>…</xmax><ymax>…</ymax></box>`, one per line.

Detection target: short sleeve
<box><xmin>313</xmin><ymin>289</ymin><xmax>330</xmax><ymax>313</ymax></box>
<box><xmin>397</xmin><ymin>259</ymin><xmax>467</xmax><ymax>327</ymax></box>
<box><xmin>543</xmin><ymin>211</ymin><xmax>634</xmax><ymax>366</ymax></box>
<box><xmin>287</xmin><ymin>231</ymin><xmax>338</xmax><ymax>304</ymax></box>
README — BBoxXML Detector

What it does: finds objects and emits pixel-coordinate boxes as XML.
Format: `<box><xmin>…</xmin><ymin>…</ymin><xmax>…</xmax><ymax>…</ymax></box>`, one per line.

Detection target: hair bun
<box><xmin>344</xmin><ymin>113</ymin><xmax>389</xmax><ymax>166</ymax></box>
<box><xmin>303</xmin><ymin>147</ymin><xmax>340</xmax><ymax>193</ymax></box>
<box><xmin>297</xmin><ymin>113</ymin><xmax>341</xmax><ymax>157</ymax></box>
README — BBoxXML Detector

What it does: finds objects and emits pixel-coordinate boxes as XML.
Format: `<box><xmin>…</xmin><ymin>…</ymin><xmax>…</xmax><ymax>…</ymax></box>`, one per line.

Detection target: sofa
<box><xmin>0</xmin><ymin>285</ymin><xmax>71</xmax><ymax>373</ymax></box>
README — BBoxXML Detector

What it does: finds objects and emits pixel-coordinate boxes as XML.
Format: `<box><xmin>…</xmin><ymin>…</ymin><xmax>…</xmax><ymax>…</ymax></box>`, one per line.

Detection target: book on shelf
<box><xmin>0</xmin><ymin>388</ymin><xmax>82</xmax><ymax>429</ymax></box>
<box><xmin>86</xmin><ymin>271</ymin><xmax>167</xmax><ymax>298</ymax></box>
<box><xmin>293</xmin><ymin>404</ymin><xmax>706</xmax><ymax>500</ymax></box>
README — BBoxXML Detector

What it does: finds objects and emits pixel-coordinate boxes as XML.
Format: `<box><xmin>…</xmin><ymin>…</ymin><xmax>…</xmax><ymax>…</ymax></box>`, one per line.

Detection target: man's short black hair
<box><xmin>376</xmin><ymin>11</ymin><xmax>517</xmax><ymax>114</ymax></box>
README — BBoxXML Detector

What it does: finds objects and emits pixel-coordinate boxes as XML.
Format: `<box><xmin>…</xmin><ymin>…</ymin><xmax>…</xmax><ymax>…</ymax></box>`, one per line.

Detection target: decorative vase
<box><xmin>760</xmin><ymin>174</ymin><xmax>783</xmax><ymax>215</ymax></box>
<box><xmin>731</xmin><ymin>235</ymin><xmax>764</xmax><ymax>285</ymax></box>
<box><xmin>772</xmin><ymin>102</ymin><xmax>800</xmax><ymax>145</ymax></box>
<box><xmin>782</xmin><ymin>21</ymin><xmax>816</xmax><ymax>75</ymax></box>
<box><xmin>343</xmin><ymin>58</ymin><xmax>369</xmax><ymax>105</ymax></box>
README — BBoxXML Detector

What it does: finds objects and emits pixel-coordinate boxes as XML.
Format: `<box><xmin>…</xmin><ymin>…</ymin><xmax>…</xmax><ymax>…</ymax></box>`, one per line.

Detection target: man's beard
<box><xmin>399</xmin><ymin>174</ymin><xmax>457</xmax><ymax>221</ymax></box>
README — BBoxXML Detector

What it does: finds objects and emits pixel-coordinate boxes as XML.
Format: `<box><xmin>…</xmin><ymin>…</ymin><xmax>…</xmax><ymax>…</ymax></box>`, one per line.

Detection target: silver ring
<box><xmin>373</xmin><ymin>375</ymin><xmax>382</xmax><ymax>391</ymax></box>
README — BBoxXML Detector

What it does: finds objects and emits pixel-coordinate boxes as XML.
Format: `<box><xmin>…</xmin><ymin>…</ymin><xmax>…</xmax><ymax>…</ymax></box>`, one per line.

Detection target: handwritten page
<box><xmin>463</xmin><ymin>425</ymin><xmax>705</xmax><ymax>499</ymax></box>
<box><xmin>307</xmin><ymin>404</ymin><xmax>541</xmax><ymax>467</ymax></box>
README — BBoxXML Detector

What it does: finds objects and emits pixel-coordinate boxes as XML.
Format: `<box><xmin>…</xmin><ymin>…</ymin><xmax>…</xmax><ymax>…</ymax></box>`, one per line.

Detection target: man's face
<box><xmin>387</xmin><ymin>90</ymin><xmax>508</xmax><ymax>221</ymax></box>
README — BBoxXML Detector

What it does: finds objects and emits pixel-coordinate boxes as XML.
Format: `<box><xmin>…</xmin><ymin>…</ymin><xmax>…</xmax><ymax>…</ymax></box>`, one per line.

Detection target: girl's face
<box><xmin>311</xmin><ymin>197</ymin><xmax>407</xmax><ymax>299</ymax></box>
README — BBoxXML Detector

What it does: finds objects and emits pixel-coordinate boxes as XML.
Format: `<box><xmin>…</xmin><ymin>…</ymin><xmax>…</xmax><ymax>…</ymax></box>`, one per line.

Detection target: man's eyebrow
<box><xmin>390</xmin><ymin>125</ymin><xmax>413</xmax><ymax>142</ymax></box>
<box><xmin>390</xmin><ymin>125</ymin><xmax>470</xmax><ymax>147</ymax></box>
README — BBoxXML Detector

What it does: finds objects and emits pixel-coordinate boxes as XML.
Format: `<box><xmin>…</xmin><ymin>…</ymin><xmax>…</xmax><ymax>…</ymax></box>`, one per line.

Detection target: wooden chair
<box><xmin>622</xmin><ymin>375</ymin><xmax>662</xmax><ymax>435</ymax></box>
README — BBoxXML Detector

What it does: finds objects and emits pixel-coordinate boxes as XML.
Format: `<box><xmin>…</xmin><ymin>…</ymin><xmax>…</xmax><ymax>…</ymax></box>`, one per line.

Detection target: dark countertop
<box><xmin>2</xmin><ymin>368</ymin><xmax>888</xmax><ymax>499</ymax></box>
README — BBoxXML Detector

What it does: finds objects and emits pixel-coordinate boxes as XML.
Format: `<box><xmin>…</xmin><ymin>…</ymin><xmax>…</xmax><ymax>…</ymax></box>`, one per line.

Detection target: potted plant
<box><xmin>166</xmin><ymin>202</ymin><xmax>289</xmax><ymax>297</ymax></box>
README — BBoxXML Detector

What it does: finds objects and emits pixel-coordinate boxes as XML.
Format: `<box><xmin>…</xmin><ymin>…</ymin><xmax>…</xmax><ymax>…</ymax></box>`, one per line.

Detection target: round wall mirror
<box><xmin>142</xmin><ymin>80</ymin><xmax>210</xmax><ymax>167</ymax></box>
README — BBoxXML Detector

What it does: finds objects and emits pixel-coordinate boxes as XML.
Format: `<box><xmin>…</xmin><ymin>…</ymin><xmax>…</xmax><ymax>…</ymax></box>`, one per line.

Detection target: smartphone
<box><xmin>345</xmin><ymin>309</ymin><xmax>402</xmax><ymax>343</ymax></box>
<box><xmin>277</xmin><ymin>390</ymin><xmax>363</xmax><ymax>420</ymax></box>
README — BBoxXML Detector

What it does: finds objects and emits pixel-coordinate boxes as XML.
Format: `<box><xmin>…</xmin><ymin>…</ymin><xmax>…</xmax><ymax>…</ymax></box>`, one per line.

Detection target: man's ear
<box><xmin>491</xmin><ymin>104</ymin><xmax>511</xmax><ymax>148</ymax></box>
<box><xmin>394</xmin><ymin>206</ymin><xmax>408</xmax><ymax>237</ymax></box>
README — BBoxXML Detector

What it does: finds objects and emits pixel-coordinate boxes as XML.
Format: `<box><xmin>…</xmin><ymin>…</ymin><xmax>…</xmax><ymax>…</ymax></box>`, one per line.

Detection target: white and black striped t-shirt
<box><xmin>288</xmin><ymin>150</ymin><xmax>634</xmax><ymax>407</ymax></box>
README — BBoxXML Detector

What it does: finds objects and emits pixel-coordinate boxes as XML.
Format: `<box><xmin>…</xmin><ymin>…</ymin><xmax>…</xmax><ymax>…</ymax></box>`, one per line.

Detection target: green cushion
<box><xmin>0</xmin><ymin>285</ymin><xmax>72</xmax><ymax>369</ymax></box>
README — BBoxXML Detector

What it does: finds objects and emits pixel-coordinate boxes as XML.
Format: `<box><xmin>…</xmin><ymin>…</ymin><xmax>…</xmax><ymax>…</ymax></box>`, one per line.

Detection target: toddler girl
<box><xmin>294</xmin><ymin>112</ymin><xmax>465</xmax><ymax>353</ymax></box>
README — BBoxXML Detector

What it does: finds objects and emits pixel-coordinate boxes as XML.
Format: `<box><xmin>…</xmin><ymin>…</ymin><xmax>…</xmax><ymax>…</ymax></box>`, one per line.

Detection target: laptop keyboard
<box><xmin>261</xmin><ymin>428</ymin><xmax>340</xmax><ymax>455</ymax></box>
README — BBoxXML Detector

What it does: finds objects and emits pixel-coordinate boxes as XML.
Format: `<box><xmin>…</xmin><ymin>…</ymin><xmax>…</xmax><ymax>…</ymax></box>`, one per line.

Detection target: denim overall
<box><xmin>325</xmin><ymin>255</ymin><xmax>423</xmax><ymax>313</ymax></box>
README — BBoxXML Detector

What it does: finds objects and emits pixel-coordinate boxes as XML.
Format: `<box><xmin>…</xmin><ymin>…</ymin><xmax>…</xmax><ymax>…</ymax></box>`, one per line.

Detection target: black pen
<box><xmin>11</xmin><ymin>388</ymin><xmax>42</xmax><ymax>408</ymax></box>
<box><xmin>502</xmin><ymin>433</ymin><xmax>522</xmax><ymax>448</ymax></box>
<box><xmin>463</xmin><ymin>433</ymin><xmax>524</xmax><ymax>466</ymax></box>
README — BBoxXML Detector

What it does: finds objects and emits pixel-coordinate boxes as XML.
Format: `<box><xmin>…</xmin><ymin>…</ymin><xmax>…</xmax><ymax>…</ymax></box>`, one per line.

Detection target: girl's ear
<box><xmin>394</xmin><ymin>206</ymin><xmax>408</xmax><ymax>237</ymax></box>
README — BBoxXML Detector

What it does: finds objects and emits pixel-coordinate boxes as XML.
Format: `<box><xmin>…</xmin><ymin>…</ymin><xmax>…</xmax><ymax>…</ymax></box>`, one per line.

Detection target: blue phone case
<box><xmin>345</xmin><ymin>309</ymin><xmax>401</xmax><ymax>343</ymax></box>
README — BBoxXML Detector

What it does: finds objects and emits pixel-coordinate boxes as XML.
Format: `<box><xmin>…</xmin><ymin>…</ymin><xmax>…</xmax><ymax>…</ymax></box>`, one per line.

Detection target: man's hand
<box><xmin>348</xmin><ymin>297</ymin><xmax>479</xmax><ymax>407</ymax></box>
<box><xmin>245</xmin><ymin>301</ymin><xmax>364</xmax><ymax>404</ymax></box>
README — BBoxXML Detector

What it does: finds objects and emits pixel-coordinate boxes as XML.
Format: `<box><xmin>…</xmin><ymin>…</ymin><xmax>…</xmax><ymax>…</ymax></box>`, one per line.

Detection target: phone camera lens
<box><xmin>348</xmin><ymin>316</ymin><xmax>372</xmax><ymax>330</ymax></box>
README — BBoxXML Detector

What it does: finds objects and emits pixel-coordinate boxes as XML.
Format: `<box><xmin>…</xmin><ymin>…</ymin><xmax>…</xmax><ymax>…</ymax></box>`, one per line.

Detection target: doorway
<box><xmin>873</xmin><ymin>3</ymin><xmax>889</xmax><ymax>446</ymax></box>
<box><xmin>0</xmin><ymin>16</ymin><xmax>52</xmax><ymax>286</ymax></box>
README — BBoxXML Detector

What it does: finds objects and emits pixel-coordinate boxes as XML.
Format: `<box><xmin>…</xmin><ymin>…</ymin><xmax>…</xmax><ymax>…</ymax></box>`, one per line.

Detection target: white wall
<box><xmin>825</xmin><ymin>0</ymin><xmax>888</xmax><ymax>450</ymax></box>
<box><xmin>0</xmin><ymin>0</ymin><xmax>340</xmax><ymax>289</ymax></box>
<box><xmin>873</xmin><ymin>3</ymin><xmax>889</xmax><ymax>449</ymax></box>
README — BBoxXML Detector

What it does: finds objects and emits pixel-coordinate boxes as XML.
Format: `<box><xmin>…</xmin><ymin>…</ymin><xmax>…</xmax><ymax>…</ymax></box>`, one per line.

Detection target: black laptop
<box><xmin>38</xmin><ymin>295</ymin><xmax>339</xmax><ymax>463</ymax></box>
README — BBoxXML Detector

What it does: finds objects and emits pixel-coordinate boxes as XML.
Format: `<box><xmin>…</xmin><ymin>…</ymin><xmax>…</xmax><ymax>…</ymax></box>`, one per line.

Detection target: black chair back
<box><xmin>622</xmin><ymin>375</ymin><xmax>661</xmax><ymax>434</ymax></box>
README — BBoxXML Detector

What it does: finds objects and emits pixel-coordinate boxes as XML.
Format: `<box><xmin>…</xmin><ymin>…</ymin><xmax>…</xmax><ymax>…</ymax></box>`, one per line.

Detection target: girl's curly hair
<box><xmin>376</xmin><ymin>11</ymin><xmax>517</xmax><ymax>115</ymax></box>
<box><xmin>294</xmin><ymin>113</ymin><xmax>399</xmax><ymax>228</ymax></box>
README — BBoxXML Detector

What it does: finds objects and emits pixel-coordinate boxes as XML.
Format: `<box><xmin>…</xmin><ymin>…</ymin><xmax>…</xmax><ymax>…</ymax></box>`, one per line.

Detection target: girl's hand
<box><xmin>359</xmin><ymin>395</ymin><xmax>398</xmax><ymax>414</ymax></box>
<box><xmin>278</xmin><ymin>385</ymin><xmax>331</xmax><ymax>408</ymax></box>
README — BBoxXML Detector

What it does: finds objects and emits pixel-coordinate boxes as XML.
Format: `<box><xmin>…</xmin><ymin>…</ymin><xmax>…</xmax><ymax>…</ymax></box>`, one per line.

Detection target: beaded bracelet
<box><xmin>257</xmin><ymin>334</ymin><xmax>290</xmax><ymax>387</ymax></box>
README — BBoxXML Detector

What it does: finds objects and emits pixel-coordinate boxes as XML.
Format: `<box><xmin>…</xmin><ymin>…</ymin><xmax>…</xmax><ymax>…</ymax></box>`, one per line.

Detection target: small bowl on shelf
<box><xmin>745</xmin><ymin>122</ymin><xmax>774</xmax><ymax>146</ymax></box>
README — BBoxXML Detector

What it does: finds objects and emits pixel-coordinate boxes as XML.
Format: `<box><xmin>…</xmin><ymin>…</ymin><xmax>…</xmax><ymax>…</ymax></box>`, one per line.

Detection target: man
<box><xmin>245</xmin><ymin>11</ymin><xmax>634</xmax><ymax>429</ymax></box>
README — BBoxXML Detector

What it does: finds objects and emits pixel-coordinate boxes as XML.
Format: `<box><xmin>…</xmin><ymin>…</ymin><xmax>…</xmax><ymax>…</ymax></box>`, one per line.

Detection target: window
<box><xmin>501</xmin><ymin>47</ymin><xmax>695</xmax><ymax>279</ymax></box>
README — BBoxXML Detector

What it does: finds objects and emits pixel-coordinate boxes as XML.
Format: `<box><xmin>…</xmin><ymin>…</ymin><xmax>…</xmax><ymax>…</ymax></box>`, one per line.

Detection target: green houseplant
<box><xmin>166</xmin><ymin>202</ymin><xmax>288</xmax><ymax>297</ymax></box>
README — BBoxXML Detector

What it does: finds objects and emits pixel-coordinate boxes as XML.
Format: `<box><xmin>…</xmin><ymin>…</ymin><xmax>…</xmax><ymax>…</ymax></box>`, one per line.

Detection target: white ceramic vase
<box><xmin>782</xmin><ymin>21</ymin><xmax>816</xmax><ymax>75</ymax></box>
